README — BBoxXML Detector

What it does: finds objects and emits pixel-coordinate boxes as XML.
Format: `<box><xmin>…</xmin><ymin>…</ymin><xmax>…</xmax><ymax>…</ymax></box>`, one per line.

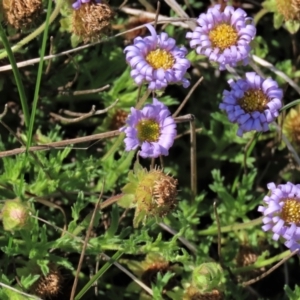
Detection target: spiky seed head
<box><xmin>2</xmin><ymin>0</ymin><xmax>43</xmax><ymax>29</ymax></box>
<box><xmin>72</xmin><ymin>2</ymin><xmax>114</xmax><ymax>42</ymax></box>
<box><xmin>276</xmin><ymin>0</ymin><xmax>300</xmax><ymax>20</ymax></box>
<box><xmin>32</xmin><ymin>264</ymin><xmax>64</xmax><ymax>298</ymax></box>
<box><xmin>283</xmin><ymin>104</ymin><xmax>300</xmax><ymax>152</ymax></box>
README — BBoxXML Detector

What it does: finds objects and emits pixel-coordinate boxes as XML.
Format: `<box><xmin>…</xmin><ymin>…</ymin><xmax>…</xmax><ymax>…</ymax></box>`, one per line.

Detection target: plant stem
<box><xmin>0</xmin><ymin>0</ymin><xmax>64</xmax><ymax>60</ymax></box>
<box><xmin>0</xmin><ymin>24</ymin><xmax>30</xmax><ymax>127</ymax></box>
<box><xmin>233</xmin><ymin>250</ymin><xmax>291</xmax><ymax>274</ymax></box>
<box><xmin>198</xmin><ymin>217</ymin><xmax>263</xmax><ymax>235</ymax></box>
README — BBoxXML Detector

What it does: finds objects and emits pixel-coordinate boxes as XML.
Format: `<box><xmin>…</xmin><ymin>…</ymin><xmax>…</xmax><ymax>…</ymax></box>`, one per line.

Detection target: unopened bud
<box><xmin>192</xmin><ymin>262</ymin><xmax>224</xmax><ymax>293</ymax></box>
<box><xmin>120</xmin><ymin>162</ymin><xmax>178</xmax><ymax>227</ymax></box>
<box><xmin>1</xmin><ymin>199</ymin><xmax>31</xmax><ymax>231</ymax></box>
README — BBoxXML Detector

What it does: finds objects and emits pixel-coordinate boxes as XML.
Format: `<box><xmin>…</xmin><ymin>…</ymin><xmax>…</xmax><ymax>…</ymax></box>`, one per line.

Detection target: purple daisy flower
<box><xmin>120</xmin><ymin>98</ymin><xmax>177</xmax><ymax>158</ymax></box>
<box><xmin>219</xmin><ymin>72</ymin><xmax>283</xmax><ymax>137</ymax></box>
<box><xmin>186</xmin><ymin>4</ymin><xmax>256</xmax><ymax>70</ymax></box>
<box><xmin>258</xmin><ymin>182</ymin><xmax>300</xmax><ymax>252</ymax></box>
<box><xmin>124</xmin><ymin>24</ymin><xmax>191</xmax><ymax>90</ymax></box>
<box><xmin>72</xmin><ymin>0</ymin><xmax>101</xmax><ymax>10</ymax></box>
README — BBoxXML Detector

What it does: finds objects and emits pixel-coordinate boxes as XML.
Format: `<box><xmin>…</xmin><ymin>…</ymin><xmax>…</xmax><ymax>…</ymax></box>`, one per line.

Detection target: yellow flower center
<box><xmin>239</xmin><ymin>89</ymin><xmax>269</xmax><ymax>113</ymax></box>
<box><xmin>280</xmin><ymin>198</ymin><xmax>300</xmax><ymax>225</ymax></box>
<box><xmin>146</xmin><ymin>49</ymin><xmax>175</xmax><ymax>70</ymax></box>
<box><xmin>136</xmin><ymin>119</ymin><xmax>160</xmax><ymax>142</ymax></box>
<box><xmin>209</xmin><ymin>23</ymin><xmax>238</xmax><ymax>51</ymax></box>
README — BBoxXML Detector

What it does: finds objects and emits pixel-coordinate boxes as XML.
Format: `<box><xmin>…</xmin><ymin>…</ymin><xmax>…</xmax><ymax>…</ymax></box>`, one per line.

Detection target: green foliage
<box><xmin>285</xmin><ymin>285</ymin><xmax>300</xmax><ymax>300</ymax></box>
<box><xmin>0</xmin><ymin>0</ymin><xmax>299</xmax><ymax>299</ymax></box>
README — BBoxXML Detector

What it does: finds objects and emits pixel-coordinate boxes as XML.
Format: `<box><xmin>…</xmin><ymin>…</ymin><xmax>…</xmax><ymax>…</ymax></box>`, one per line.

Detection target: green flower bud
<box><xmin>192</xmin><ymin>262</ymin><xmax>224</xmax><ymax>293</ymax></box>
<box><xmin>120</xmin><ymin>162</ymin><xmax>178</xmax><ymax>227</ymax></box>
<box><xmin>1</xmin><ymin>199</ymin><xmax>32</xmax><ymax>231</ymax></box>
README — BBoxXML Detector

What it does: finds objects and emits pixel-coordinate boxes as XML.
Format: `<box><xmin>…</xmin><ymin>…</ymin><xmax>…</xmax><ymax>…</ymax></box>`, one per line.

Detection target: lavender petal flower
<box><xmin>186</xmin><ymin>4</ymin><xmax>256</xmax><ymax>70</ymax></box>
<box><xmin>219</xmin><ymin>72</ymin><xmax>283</xmax><ymax>136</ymax></box>
<box><xmin>258</xmin><ymin>182</ymin><xmax>300</xmax><ymax>253</ymax></box>
<box><xmin>124</xmin><ymin>24</ymin><xmax>191</xmax><ymax>90</ymax></box>
<box><xmin>120</xmin><ymin>98</ymin><xmax>177</xmax><ymax>158</ymax></box>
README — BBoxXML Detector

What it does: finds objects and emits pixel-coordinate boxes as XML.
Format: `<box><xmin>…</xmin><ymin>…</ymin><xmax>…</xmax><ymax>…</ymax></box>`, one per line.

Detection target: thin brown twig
<box><xmin>154</xmin><ymin>1</ymin><xmax>161</xmax><ymax>28</ymax></box>
<box><xmin>60</xmin><ymin>84</ymin><xmax>110</xmax><ymax>96</ymax></box>
<box><xmin>173</xmin><ymin>77</ymin><xmax>203</xmax><ymax>117</ymax></box>
<box><xmin>190</xmin><ymin>116</ymin><xmax>197</xmax><ymax>201</ymax></box>
<box><xmin>70</xmin><ymin>188</ymin><xmax>104</xmax><ymax>300</ymax></box>
<box><xmin>0</xmin><ymin>18</ymin><xmax>193</xmax><ymax>72</ymax></box>
<box><xmin>0</xmin><ymin>130</ymin><xmax>120</xmax><ymax>158</ymax></box>
<box><xmin>0</xmin><ymin>104</ymin><xmax>8</xmax><ymax>119</ymax></box>
<box><xmin>45</xmin><ymin>36</ymin><xmax>54</xmax><ymax>75</ymax></box>
<box><xmin>0</xmin><ymin>115</ymin><xmax>193</xmax><ymax>158</ymax></box>
<box><xmin>50</xmin><ymin>99</ymin><xmax>118</xmax><ymax>124</ymax></box>
<box><xmin>242</xmin><ymin>249</ymin><xmax>298</xmax><ymax>286</ymax></box>
<box><xmin>175</xmin><ymin>127</ymin><xmax>202</xmax><ymax>139</ymax></box>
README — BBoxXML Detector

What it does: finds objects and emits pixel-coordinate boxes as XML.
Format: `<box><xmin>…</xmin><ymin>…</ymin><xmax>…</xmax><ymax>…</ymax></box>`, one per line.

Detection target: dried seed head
<box><xmin>183</xmin><ymin>285</ymin><xmax>223</xmax><ymax>300</ymax></box>
<box><xmin>1</xmin><ymin>198</ymin><xmax>32</xmax><ymax>231</ymax></box>
<box><xmin>2</xmin><ymin>0</ymin><xmax>43</xmax><ymax>29</ymax></box>
<box><xmin>72</xmin><ymin>2</ymin><xmax>114</xmax><ymax>42</ymax></box>
<box><xmin>236</xmin><ymin>245</ymin><xmax>258</xmax><ymax>267</ymax></box>
<box><xmin>276</xmin><ymin>0</ymin><xmax>300</xmax><ymax>20</ymax></box>
<box><xmin>109</xmin><ymin>109</ymin><xmax>128</xmax><ymax>130</ymax></box>
<box><xmin>135</xmin><ymin>168</ymin><xmax>178</xmax><ymax>218</ymax></box>
<box><xmin>120</xmin><ymin>162</ymin><xmax>178</xmax><ymax>227</ymax></box>
<box><xmin>283</xmin><ymin>104</ymin><xmax>300</xmax><ymax>152</ymax></box>
<box><xmin>32</xmin><ymin>265</ymin><xmax>64</xmax><ymax>298</ymax></box>
<box><xmin>141</xmin><ymin>260</ymin><xmax>170</xmax><ymax>286</ymax></box>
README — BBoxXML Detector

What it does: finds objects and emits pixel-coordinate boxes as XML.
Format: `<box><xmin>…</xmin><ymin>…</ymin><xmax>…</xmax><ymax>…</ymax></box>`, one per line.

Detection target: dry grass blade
<box><xmin>70</xmin><ymin>188</ymin><xmax>103</xmax><ymax>300</ymax></box>
<box><xmin>0</xmin><ymin>130</ymin><xmax>120</xmax><ymax>158</ymax></box>
<box><xmin>50</xmin><ymin>99</ymin><xmax>118</xmax><ymax>124</ymax></box>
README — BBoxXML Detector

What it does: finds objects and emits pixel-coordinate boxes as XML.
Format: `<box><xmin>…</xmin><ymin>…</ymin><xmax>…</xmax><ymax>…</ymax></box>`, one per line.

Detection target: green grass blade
<box><xmin>0</xmin><ymin>24</ymin><xmax>30</xmax><ymax>127</ymax></box>
<box><xmin>280</xmin><ymin>99</ymin><xmax>300</xmax><ymax>112</ymax></box>
<box><xmin>75</xmin><ymin>250</ymin><xmax>124</xmax><ymax>300</ymax></box>
<box><xmin>26</xmin><ymin>0</ymin><xmax>53</xmax><ymax>151</ymax></box>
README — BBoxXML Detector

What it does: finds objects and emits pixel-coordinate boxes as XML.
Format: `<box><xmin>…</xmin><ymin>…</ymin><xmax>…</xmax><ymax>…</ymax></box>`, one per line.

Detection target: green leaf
<box><xmin>273</xmin><ymin>12</ymin><xmax>284</xmax><ymax>29</ymax></box>
<box><xmin>118</xmin><ymin>193</ymin><xmax>135</xmax><ymax>209</ymax></box>
<box><xmin>285</xmin><ymin>21</ymin><xmax>300</xmax><ymax>34</ymax></box>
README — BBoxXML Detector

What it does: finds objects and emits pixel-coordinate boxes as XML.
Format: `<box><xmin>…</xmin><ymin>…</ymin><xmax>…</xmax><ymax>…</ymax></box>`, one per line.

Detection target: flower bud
<box><xmin>120</xmin><ymin>162</ymin><xmax>178</xmax><ymax>227</ymax></box>
<box><xmin>2</xmin><ymin>0</ymin><xmax>43</xmax><ymax>29</ymax></box>
<box><xmin>1</xmin><ymin>199</ymin><xmax>31</xmax><ymax>231</ymax></box>
<box><xmin>191</xmin><ymin>262</ymin><xmax>224</xmax><ymax>293</ymax></box>
<box><xmin>283</xmin><ymin>104</ymin><xmax>300</xmax><ymax>152</ymax></box>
